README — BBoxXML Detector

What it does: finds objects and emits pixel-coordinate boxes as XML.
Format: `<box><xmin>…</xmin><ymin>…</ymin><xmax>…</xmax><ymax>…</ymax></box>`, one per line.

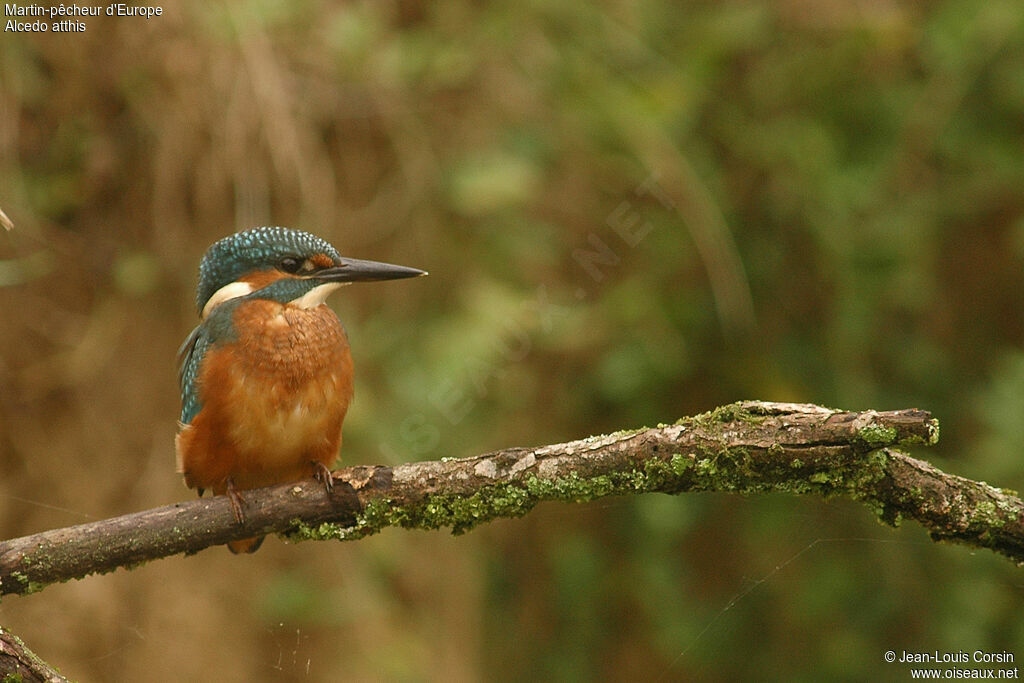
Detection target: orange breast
<box><xmin>175</xmin><ymin>300</ymin><xmax>354</xmax><ymax>493</ymax></box>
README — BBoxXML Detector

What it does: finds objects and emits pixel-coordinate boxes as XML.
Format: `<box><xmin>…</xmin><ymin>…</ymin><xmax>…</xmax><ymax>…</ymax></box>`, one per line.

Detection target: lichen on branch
<box><xmin>0</xmin><ymin>401</ymin><xmax>1020</xmax><ymax>603</ymax></box>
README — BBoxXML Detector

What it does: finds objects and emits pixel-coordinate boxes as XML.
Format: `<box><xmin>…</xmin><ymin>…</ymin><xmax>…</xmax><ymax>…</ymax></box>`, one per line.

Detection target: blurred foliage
<box><xmin>2</xmin><ymin>0</ymin><xmax>1024</xmax><ymax>680</ymax></box>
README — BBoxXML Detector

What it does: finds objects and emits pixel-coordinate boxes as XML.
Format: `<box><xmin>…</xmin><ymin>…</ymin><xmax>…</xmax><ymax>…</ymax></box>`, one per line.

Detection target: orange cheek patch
<box><xmin>240</xmin><ymin>269</ymin><xmax>291</xmax><ymax>289</ymax></box>
<box><xmin>311</xmin><ymin>253</ymin><xmax>335</xmax><ymax>269</ymax></box>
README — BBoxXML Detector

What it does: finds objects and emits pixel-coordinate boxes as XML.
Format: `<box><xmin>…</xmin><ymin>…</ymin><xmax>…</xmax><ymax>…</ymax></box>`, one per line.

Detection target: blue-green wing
<box><xmin>177</xmin><ymin>325</ymin><xmax>210</xmax><ymax>425</ymax></box>
<box><xmin>177</xmin><ymin>300</ymin><xmax>242</xmax><ymax>425</ymax></box>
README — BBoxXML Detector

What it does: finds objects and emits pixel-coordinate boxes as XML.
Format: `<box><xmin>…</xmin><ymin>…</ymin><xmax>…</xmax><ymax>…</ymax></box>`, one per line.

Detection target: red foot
<box><xmin>312</xmin><ymin>461</ymin><xmax>335</xmax><ymax>493</ymax></box>
<box><xmin>225</xmin><ymin>477</ymin><xmax>246</xmax><ymax>525</ymax></box>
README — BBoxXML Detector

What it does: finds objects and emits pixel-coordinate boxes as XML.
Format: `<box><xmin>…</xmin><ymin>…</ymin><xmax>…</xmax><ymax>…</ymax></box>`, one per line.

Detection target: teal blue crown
<box><xmin>195</xmin><ymin>226</ymin><xmax>340</xmax><ymax>314</ymax></box>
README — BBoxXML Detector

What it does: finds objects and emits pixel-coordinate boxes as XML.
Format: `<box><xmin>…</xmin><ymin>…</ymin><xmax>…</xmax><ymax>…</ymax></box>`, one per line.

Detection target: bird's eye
<box><xmin>279</xmin><ymin>257</ymin><xmax>302</xmax><ymax>273</ymax></box>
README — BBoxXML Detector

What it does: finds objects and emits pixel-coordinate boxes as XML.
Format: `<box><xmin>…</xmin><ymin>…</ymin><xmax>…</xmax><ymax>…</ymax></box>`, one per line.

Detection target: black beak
<box><xmin>317</xmin><ymin>257</ymin><xmax>427</xmax><ymax>283</ymax></box>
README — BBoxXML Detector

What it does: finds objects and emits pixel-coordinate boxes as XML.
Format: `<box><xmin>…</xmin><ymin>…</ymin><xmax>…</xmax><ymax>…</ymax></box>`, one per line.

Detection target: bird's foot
<box><xmin>225</xmin><ymin>478</ymin><xmax>246</xmax><ymax>525</ymax></box>
<box><xmin>312</xmin><ymin>461</ymin><xmax>335</xmax><ymax>493</ymax></box>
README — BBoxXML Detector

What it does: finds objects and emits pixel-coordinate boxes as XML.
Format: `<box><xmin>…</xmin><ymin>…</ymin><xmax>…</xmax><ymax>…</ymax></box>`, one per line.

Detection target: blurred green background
<box><xmin>2</xmin><ymin>1</ymin><xmax>1023</xmax><ymax>680</ymax></box>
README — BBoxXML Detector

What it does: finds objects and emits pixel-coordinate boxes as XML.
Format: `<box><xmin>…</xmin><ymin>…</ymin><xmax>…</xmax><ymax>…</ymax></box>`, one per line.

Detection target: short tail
<box><xmin>227</xmin><ymin>536</ymin><xmax>265</xmax><ymax>554</ymax></box>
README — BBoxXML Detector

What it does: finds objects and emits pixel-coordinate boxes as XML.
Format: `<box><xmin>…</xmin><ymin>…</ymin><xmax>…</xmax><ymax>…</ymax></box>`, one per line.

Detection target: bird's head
<box><xmin>195</xmin><ymin>226</ymin><xmax>426</xmax><ymax>318</ymax></box>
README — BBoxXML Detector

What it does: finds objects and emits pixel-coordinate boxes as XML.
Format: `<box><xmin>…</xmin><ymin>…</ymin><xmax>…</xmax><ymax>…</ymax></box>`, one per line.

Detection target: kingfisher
<box><xmin>176</xmin><ymin>226</ymin><xmax>425</xmax><ymax>553</ymax></box>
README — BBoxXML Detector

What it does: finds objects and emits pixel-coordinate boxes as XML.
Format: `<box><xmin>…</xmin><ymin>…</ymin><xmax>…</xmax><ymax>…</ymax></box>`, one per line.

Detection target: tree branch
<box><xmin>0</xmin><ymin>626</ymin><xmax>69</xmax><ymax>682</ymax></box>
<box><xmin>0</xmin><ymin>402</ymin><xmax>1020</xmax><ymax>602</ymax></box>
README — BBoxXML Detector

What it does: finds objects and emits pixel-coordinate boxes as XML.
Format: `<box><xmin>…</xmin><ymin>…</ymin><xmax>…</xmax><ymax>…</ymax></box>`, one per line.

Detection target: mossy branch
<box><xmin>0</xmin><ymin>625</ymin><xmax>68</xmax><ymax>682</ymax></box>
<box><xmin>0</xmin><ymin>401</ymin><xmax>1020</xmax><ymax>604</ymax></box>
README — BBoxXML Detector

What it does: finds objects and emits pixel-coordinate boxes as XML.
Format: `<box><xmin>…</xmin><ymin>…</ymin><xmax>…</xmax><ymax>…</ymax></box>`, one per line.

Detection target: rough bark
<box><xmin>0</xmin><ymin>402</ymin><xmax>1020</xmax><ymax>607</ymax></box>
<box><xmin>0</xmin><ymin>626</ymin><xmax>69</xmax><ymax>681</ymax></box>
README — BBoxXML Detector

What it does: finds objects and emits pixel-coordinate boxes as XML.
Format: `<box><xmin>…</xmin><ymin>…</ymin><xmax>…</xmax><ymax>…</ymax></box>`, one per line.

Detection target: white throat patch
<box><xmin>291</xmin><ymin>282</ymin><xmax>346</xmax><ymax>309</ymax></box>
<box><xmin>201</xmin><ymin>279</ymin><xmax>346</xmax><ymax>318</ymax></box>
